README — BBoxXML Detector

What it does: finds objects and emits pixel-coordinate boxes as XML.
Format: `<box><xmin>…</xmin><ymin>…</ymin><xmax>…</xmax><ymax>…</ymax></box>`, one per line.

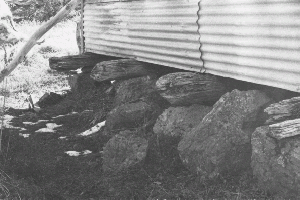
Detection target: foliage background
<box><xmin>9</xmin><ymin>0</ymin><xmax>81</xmax><ymax>22</ymax></box>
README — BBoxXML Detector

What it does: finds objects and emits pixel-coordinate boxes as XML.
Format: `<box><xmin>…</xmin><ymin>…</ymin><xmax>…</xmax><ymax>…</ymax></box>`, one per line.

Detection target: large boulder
<box><xmin>102</xmin><ymin>130</ymin><xmax>148</xmax><ymax>172</ymax></box>
<box><xmin>251</xmin><ymin>126</ymin><xmax>300</xmax><ymax>198</ymax></box>
<box><xmin>113</xmin><ymin>75</ymin><xmax>158</xmax><ymax>107</ymax></box>
<box><xmin>178</xmin><ymin>89</ymin><xmax>272</xmax><ymax>179</ymax></box>
<box><xmin>151</xmin><ymin>104</ymin><xmax>212</xmax><ymax>171</ymax></box>
<box><xmin>105</xmin><ymin>98</ymin><xmax>164</xmax><ymax>135</ymax></box>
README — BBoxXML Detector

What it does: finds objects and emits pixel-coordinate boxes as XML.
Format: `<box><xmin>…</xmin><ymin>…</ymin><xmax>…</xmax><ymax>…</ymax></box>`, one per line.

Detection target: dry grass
<box><xmin>0</xmin><ymin>19</ymin><xmax>79</xmax><ymax>108</ymax></box>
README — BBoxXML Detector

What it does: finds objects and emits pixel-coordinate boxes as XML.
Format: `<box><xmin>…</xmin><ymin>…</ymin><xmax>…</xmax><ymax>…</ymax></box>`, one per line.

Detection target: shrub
<box><xmin>11</xmin><ymin>0</ymin><xmax>81</xmax><ymax>22</ymax></box>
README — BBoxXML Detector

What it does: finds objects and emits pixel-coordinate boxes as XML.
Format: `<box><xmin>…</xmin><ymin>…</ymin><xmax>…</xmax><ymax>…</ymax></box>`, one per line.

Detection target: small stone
<box><xmin>37</xmin><ymin>92</ymin><xmax>64</xmax><ymax>108</ymax></box>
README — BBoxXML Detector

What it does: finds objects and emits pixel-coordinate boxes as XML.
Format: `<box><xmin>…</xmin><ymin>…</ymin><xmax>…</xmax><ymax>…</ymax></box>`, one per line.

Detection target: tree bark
<box><xmin>269</xmin><ymin>118</ymin><xmax>300</xmax><ymax>139</ymax></box>
<box><xmin>90</xmin><ymin>58</ymin><xmax>153</xmax><ymax>82</ymax></box>
<box><xmin>156</xmin><ymin>72</ymin><xmax>227</xmax><ymax>106</ymax></box>
<box><xmin>0</xmin><ymin>0</ymin><xmax>80</xmax><ymax>83</ymax></box>
<box><xmin>264</xmin><ymin>96</ymin><xmax>300</xmax><ymax>124</ymax></box>
<box><xmin>49</xmin><ymin>53</ymin><xmax>118</xmax><ymax>71</ymax></box>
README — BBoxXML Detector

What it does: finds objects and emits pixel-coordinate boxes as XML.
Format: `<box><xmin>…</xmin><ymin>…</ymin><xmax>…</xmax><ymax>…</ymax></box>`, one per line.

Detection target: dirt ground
<box><xmin>0</xmin><ymin>77</ymin><xmax>271</xmax><ymax>200</ymax></box>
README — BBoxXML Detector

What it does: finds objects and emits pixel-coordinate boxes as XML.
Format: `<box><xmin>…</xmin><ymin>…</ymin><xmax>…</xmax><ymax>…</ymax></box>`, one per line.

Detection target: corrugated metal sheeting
<box><xmin>199</xmin><ymin>0</ymin><xmax>300</xmax><ymax>92</ymax></box>
<box><xmin>83</xmin><ymin>0</ymin><xmax>300</xmax><ymax>92</ymax></box>
<box><xmin>83</xmin><ymin>0</ymin><xmax>202</xmax><ymax>71</ymax></box>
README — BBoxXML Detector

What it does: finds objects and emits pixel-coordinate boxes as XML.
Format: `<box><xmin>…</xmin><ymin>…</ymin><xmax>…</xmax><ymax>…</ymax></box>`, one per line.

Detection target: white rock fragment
<box><xmin>46</xmin><ymin>123</ymin><xmax>62</xmax><ymax>129</ymax></box>
<box><xmin>35</xmin><ymin>128</ymin><xmax>55</xmax><ymax>133</ymax></box>
<box><xmin>78</xmin><ymin>121</ymin><xmax>105</xmax><ymax>136</ymax></box>
<box><xmin>65</xmin><ymin>150</ymin><xmax>92</xmax><ymax>156</ymax></box>
<box><xmin>65</xmin><ymin>151</ymin><xmax>80</xmax><ymax>157</ymax></box>
<box><xmin>82</xmin><ymin>150</ymin><xmax>92</xmax><ymax>155</ymax></box>
<box><xmin>23</xmin><ymin>122</ymin><xmax>35</xmax><ymax>125</ymax></box>
<box><xmin>19</xmin><ymin>133</ymin><xmax>30</xmax><ymax>138</ymax></box>
<box><xmin>37</xmin><ymin>120</ymin><xmax>49</xmax><ymax>123</ymax></box>
<box><xmin>53</xmin><ymin>112</ymin><xmax>78</xmax><ymax>119</ymax></box>
<box><xmin>23</xmin><ymin>120</ymin><xmax>48</xmax><ymax>126</ymax></box>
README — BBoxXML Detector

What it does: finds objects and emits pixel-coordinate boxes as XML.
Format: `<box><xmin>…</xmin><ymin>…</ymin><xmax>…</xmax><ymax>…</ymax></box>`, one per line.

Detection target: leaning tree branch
<box><xmin>0</xmin><ymin>0</ymin><xmax>80</xmax><ymax>83</ymax></box>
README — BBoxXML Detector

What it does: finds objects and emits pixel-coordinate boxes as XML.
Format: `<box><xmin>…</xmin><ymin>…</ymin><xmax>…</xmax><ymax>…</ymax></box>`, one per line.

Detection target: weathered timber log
<box><xmin>269</xmin><ymin>118</ymin><xmax>300</xmax><ymax>139</ymax></box>
<box><xmin>49</xmin><ymin>53</ymin><xmax>118</xmax><ymax>71</ymax></box>
<box><xmin>264</xmin><ymin>96</ymin><xmax>300</xmax><ymax>124</ymax></box>
<box><xmin>90</xmin><ymin>59</ymin><xmax>153</xmax><ymax>82</ymax></box>
<box><xmin>156</xmin><ymin>72</ymin><xmax>228</xmax><ymax>106</ymax></box>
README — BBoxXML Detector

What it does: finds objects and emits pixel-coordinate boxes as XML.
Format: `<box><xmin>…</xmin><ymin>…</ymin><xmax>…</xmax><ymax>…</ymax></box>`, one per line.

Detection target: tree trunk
<box><xmin>264</xmin><ymin>96</ymin><xmax>300</xmax><ymax>124</ymax></box>
<box><xmin>156</xmin><ymin>72</ymin><xmax>228</xmax><ymax>106</ymax></box>
<box><xmin>90</xmin><ymin>58</ymin><xmax>153</xmax><ymax>82</ymax></box>
<box><xmin>49</xmin><ymin>53</ymin><xmax>118</xmax><ymax>71</ymax></box>
<box><xmin>0</xmin><ymin>0</ymin><xmax>80</xmax><ymax>83</ymax></box>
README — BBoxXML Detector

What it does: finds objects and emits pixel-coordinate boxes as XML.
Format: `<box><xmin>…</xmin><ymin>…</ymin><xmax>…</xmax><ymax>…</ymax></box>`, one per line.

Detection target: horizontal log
<box><xmin>156</xmin><ymin>72</ymin><xmax>227</xmax><ymax>106</ymax></box>
<box><xmin>49</xmin><ymin>53</ymin><xmax>118</xmax><ymax>71</ymax></box>
<box><xmin>269</xmin><ymin>118</ymin><xmax>300</xmax><ymax>140</ymax></box>
<box><xmin>90</xmin><ymin>59</ymin><xmax>153</xmax><ymax>82</ymax></box>
<box><xmin>264</xmin><ymin>96</ymin><xmax>300</xmax><ymax>124</ymax></box>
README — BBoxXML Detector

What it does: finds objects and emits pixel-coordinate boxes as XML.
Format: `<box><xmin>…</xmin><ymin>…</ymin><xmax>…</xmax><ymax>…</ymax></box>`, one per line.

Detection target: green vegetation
<box><xmin>10</xmin><ymin>0</ymin><xmax>81</xmax><ymax>22</ymax></box>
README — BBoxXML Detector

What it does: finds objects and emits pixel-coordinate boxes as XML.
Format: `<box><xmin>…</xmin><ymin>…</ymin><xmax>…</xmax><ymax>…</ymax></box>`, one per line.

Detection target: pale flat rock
<box><xmin>78</xmin><ymin>121</ymin><xmax>105</xmax><ymax>136</ymax></box>
<box><xmin>35</xmin><ymin>128</ymin><xmax>55</xmax><ymax>133</ymax></box>
<box><xmin>65</xmin><ymin>151</ymin><xmax>80</xmax><ymax>157</ymax></box>
<box><xmin>46</xmin><ymin>123</ymin><xmax>62</xmax><ymax>129</ymax></box>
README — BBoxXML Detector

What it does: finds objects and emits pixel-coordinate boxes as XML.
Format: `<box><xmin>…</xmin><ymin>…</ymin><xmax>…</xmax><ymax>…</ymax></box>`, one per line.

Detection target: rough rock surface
<box><xmin>153</xmin><ymin>104</ymin><xmax>212</xmax><ymax>139</ymax></box>
<box><xmin>151</xmin><ymin>104</ymin><xmax>212</xmax><ymax>172</ymax></box>
<box><xmin>113</xmin><ymin>75</ymin><xmax>158</xmax><ymax>107</ymax></box>
<box><xmin>178</xmin><ymin>89</ymin><xmax>272</xmax><ymax>179</ymax></box>
<box><xmin>77</xmin><ymin>73</ymin><xmax>111</xmax><ymax>94</ymax></box>
<box><xmin>252</xmin><ymin>126</ymin><xmax>300</xmax><ymax>198</ymax></box>
<box><xmin>105</xmin><ymin>99</ymin><xmax>163</xmax><ymax>135</ymax></box>
<box><xmin>102</xmin><ymin>130</ymin><xmax>148</xmax><ymax>172</ymax></box>
<box><xmin>37</xmin><ymin>92</ymin><xmax>64</xmax><ymax>108</ymax></box>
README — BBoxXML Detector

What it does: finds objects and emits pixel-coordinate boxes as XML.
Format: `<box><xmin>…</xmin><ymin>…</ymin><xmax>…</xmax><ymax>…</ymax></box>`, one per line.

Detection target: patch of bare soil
<box><xmin>0</xmin><ymin>79</ymin><xmax>114</xmax><ymax>199</ymax></box>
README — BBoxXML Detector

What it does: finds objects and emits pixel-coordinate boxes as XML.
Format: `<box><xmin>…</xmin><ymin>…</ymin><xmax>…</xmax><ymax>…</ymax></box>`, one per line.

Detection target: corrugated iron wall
<box><xmin>199</xmin><ymin>0</ymin><xmax>300</xmax><ymax>92</ymax></box>
<box><xmin>83</xmin><ymin>0</ymin><xmax>202</xmax><ymax>71</ymax></box>
<box><xmin>83</xmin><ymin>0</ymin><xmax>300</xmax><ymax>92</ymax></box>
